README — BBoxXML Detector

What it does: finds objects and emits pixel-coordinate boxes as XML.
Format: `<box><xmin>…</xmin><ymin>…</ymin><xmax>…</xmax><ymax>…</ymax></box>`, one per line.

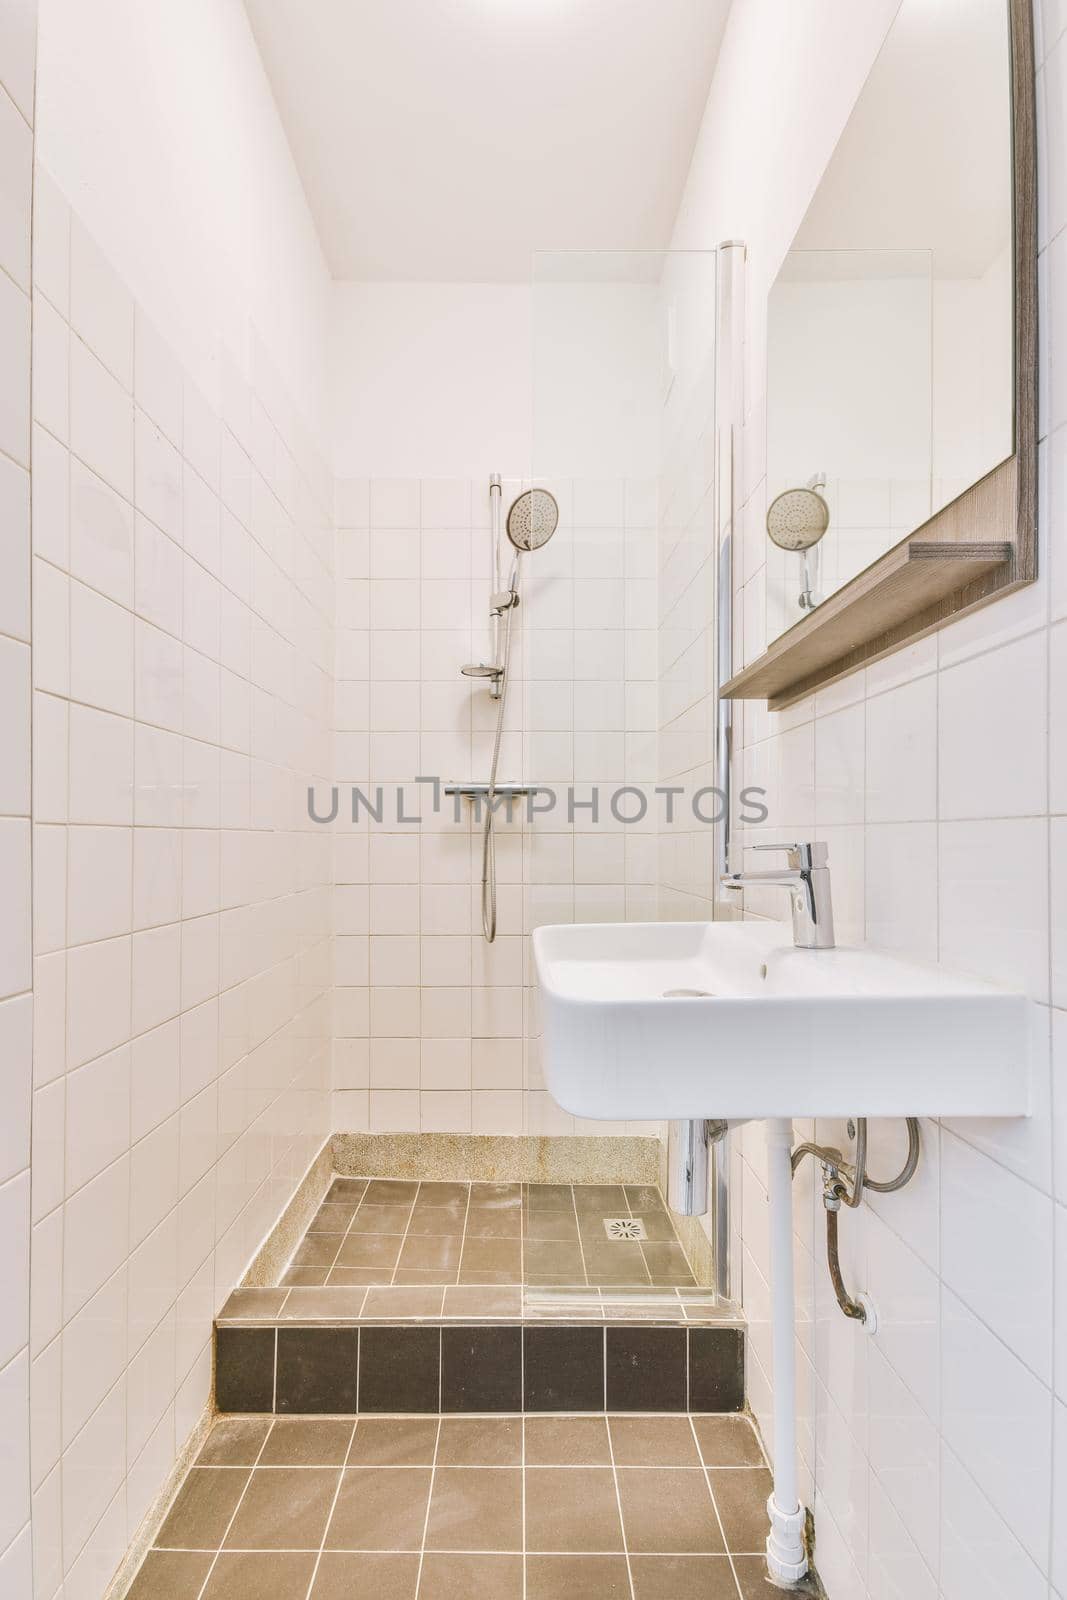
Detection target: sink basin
<box><xmin>532</xmin><ymin>920</ymin><xmax>1033</xmax><ymax>1120</ymax></box>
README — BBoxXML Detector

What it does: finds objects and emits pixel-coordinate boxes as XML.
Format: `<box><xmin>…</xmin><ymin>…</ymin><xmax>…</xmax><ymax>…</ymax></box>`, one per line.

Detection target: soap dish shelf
<box><xmin>444</xmin><ymin>783</ymin><xmax>534</xmax><ymax>800</ymax></box>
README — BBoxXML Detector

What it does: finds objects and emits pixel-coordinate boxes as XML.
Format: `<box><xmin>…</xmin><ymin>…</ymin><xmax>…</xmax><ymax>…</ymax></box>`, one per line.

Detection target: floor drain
<box><xmin>603</xmin><ymin>1218</ymin><xmax>647</xmax><ymax>1240</ymax></box>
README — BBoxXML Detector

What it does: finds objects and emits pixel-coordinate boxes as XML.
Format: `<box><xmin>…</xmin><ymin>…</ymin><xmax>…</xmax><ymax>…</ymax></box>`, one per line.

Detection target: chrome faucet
<box><xmin>721</xmin><ymin>840</ymin><xmax>836</xmax><ymax>949</ymax></box>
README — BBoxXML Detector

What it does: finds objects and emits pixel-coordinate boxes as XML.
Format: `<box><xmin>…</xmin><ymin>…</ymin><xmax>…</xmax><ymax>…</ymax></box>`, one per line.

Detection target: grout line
<box><xmin>570</xmin><ymin>1185</ymin><xmax>590</xmax><ymax>1289</ymax></box>
<box><xmin>604</xmin><ymin>1409</ymin><xmax>636</xmax><ymax>1599</ymax></box>
<box><xmin>518</xmin><ymin>1180</ymin><xmax>525</xmax><ymax>1299</ymax></box>
<box><xmin>190</xmin><ymin>1415</ymin><xmax>275</xmax><ymax>1600</ymax></box>
<box><xmin>388</xmin><ymin>1179</ymin><xmax>420</xmax><ymax>1286</ymax></box>
<box><xmin>688</xmin><ymin>1412</ymin><xmax>746</xmax><ymax>1599</ymax></box>
<box><xmin>300</xmin><ymin>1416</ymin><xmax>358</xmax><ymax>1600</ymax></box>
<box><xmin>520</xmin><ymin>1394</ymin><xmax>527</xmax><ymax>1600</ymax></box>
<box><xmin>456</xmin><ymin>1179</ymin><xmax>474</xmax><ymax>1284</ymax></box>
<box><xmin>413</xmin><ymin>1413</ymin><xmax>444</xmax><ymax>1595</ymax></box>
<box><xmin>322</xmin><ymin>1180</ymin><xmax>370</xmax><ymax>1283</ymax></box>
<box><xmin>170</xmin><ymin>1459</ymin><xmax>769</xmax><ymax>1472</ymax></box>
<box><xmin>161</xmin><ymin>1543</ymin><xmax>773</xmax><ymax>1557</ymax></box>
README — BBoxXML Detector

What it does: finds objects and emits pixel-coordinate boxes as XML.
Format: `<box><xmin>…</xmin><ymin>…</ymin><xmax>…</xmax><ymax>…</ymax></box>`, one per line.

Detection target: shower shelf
<box><xmin>721</xmin><ymin>538</ymin><xmax>1013</xmax><ymax>711</ymax></box>
<box><xmin>444</xmin><ymin>783</ymin><xmax>534</xmax><ymax>799</ymax></box>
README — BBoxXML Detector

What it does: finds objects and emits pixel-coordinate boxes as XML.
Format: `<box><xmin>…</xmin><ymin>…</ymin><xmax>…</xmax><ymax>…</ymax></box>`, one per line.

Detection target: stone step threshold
<box><xmin>215</xmin><ymin>1322</ymin><xmax>745</xmax><ymax>1417</ymax></box>
<box><xmin>218</xmin><ymin>1284</ymin><xmax>742</xmax><ymax>1327</ymax></box>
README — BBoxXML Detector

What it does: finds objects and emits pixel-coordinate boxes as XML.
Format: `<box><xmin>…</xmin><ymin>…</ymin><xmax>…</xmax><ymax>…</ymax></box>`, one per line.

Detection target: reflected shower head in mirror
<box><xmin>766</xmin><ymin>486</ymin><xmax>830</xmax><ymax>551</ymax></box>
<box><xmin>767</xmin><ymin>486</ymin><xmax>830</xmax><ymax>614</ymax></box>
<box><xmin>506</xmin><ymin>487</ymin><xmax>559</xmax><ymax>552</ymax></box>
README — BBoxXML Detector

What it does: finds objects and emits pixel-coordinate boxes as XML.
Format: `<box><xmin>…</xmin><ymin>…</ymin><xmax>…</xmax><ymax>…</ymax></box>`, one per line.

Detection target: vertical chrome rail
<box><xmin>711</xmin><ymin>240</ymin><xmax>746</xmax><ymax>1303</ymax></box>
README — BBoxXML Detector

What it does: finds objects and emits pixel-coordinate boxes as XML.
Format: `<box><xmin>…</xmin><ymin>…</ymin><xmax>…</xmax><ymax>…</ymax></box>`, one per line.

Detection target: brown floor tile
<box><xmin>693</xmin><ymin>1416</ymin><xmax>766</xmax><ymax>1468</ymax></box>
<box><xmin>201</xmin><ymin>1552</ymin><xmax>317</xmax><ymax>1600</ymax></box>
<box><xmin>425</xmin><ymin>1466</ymin><xmax>523</xmax><ymax>1551</ymax></box>
<box><xmin>394</xmin><ymin>1268</ymin><xmax>459</xmax><ymax>1286</ymax></box>
<box><xmin>308</xmin><ymin>1203</ymin><xmax>359</xmax><ymax>1231</ymax></box>
<box><xmin>616</xmin><ymin>1469</ymin><xmax>724</xmax><ymax>1554</ymax></box>
<box><xmin>349</xmin><ymin>1203</ymin><xmax>413</xmax><ymax>1234</ymax></box>
<box><xmin>407</xmin><ymin>1207</ymin><xmax>467</xmax><ymax>1236</ymax></box>
<box><xmin>258</xmin><ymin>1419</ymin><xmax>355</xmax><ymax>1467</ymax></box>
<box><xmin>282</xmin><ymin>1266</ymin><xmax>328</xmax><ymax>1286</ymax></box>
<box><xmin>523</xmin><ymin>1212</ymin><xmax>580</xmax><ymax>1241</ymax></box>
<box><xmin>293</xmin><ymin>1236</ymin><xmax>342</xmax><ymax>1268</ymax></box>
<box><xmin>364</xmin><ymin>1179</ymin><xmax>420</xmax><ymax>1205</ymax></box>
<box><xmin>419</xmin><ymin>1554</ymin><xmax>523</xmax><ymax>1598</ymax></box>
<box><xmin>609</xmin><ymin>1416</ymin><xmax>701</xmax><ymax>1467</ymax></box>
<box><xmin>635</xmin><ymin>1212</ymin><xmax>682</xmax><ymax>1243</ymax></box>
<box><xmin>524</xmin><ymin>1240</ymin><xmax>585</xmax><ymax>1278</ymax></box>
<box><xmin>157</xmin><ymin>1468</ymin><xmax>250</xmax><ymax>1550</ymax></box>
<box><xmin>362</xmin><ymin>1286</ymin><xmax>445</xmax><ymax>1318</ymax></box>
<box><xmin>464</xmin><ymin>1211</ymin><xmax>521</xmax><ymax>1239</ymax></box>
<box><xmin>523</xmin><ymin>1416</ymin><xmax>611</xmax><ymax>1466</ymax></box>
<box><xmin>324</xmin><ymin>1467</ymin><xmax>432</xmax><ymax>1551</ymax></box>
<box><xmin>457</xmin><ymin>1267</ymin><xmax>521</xmax><ymax>1285</ymax></box>
<box><xmin>442</xmin><ymin>1285</ymin><xmax>522</xmax><ymax>1319</ymax></box>
<box><xmin>335</xmin><ymin>1233</ymin><xmax>402</xmax><ymax>1269</ymax></box>
<box><xmin>436</xmin><ymin>1416</ymin><xmax>522</xmax><ymax>1466</ymax></box>
<box><xmin>640</xmin><ymin>1243</ymin><xmax>696</xmax><ymax>1285</ymax></box>
<box><xmin>311</xmin><ymin>1552</ymin><xmax>419</xmax><ymax>1600</ymax></box>
<box><xmin>624</xmin><ymin>1186</ymin><xmax>667</xmax><ymax>1212</ymax></box>
<box><xmin>707</xmin><ymin>1467</ymin><xmax>773</xmax><ymax>1553</ymax></box>
<box><xmin>415</xmin><ymin>1182</ymin><xmax>470</xmax><ymax>1206</ymax></box>
<box><xmin>525</xmin><ymin>1273</ymin><xmax>592</xmax><ymax>1287</ymax></box>
<box><xmin>217</xmin><ymin>1289</ymin><xmax>288</xmax><ymax>1321</ymax></box>
<box><xmin>526</xmin><ymin>1555</ymin><xmax>631</xmax><ymax>1599</ymax></box>
<box><xmin>328</xmin><ymin>1266</ymin><xmax>392</xmax><ymax>1286</ymax></box>
<box><xmin>280</xmin><ymin>1286</ymin><xmax>368</xmax><ymax>1319</ymax></box>
<box><xmin>525</xmin><ymin>1467</ymin><xmax>624</xmax><ymax>1552</ymax></box>
<box><xmin>582</xmin><ymin>1243</ymin><xmax>650</xmax><ymax>1284</ymax></box>
<box><xmin>128</xmin><ymin>1551</ymin><xmax>213</xmax><ymax>1599</ymax></box>
<box><xmin>197</xmin><ymin>1419</ymin><xmax>271</xmax><ymax>1468</ymax></box>
<box><xmin>347</xmin><ymin>1417</ymin><xmax>439</xmax><ymax>1466</ymax></box>
<box><xmin>629</xmin><ymin>1554</ymin><xmax>741</xmax><ymax>1598</ymax></box>
<box><xmin>524</xmin><ymin>1184</ymin><xmax>575</xmax><ymax>1209</ymax></box>
<box><xmin>459</xmin><ymin>1238</ymin><xmax>521</xmax><ymax>1276</ymax></box>
<box><xmin>326</xmin><ymin>1179</ymin><xmax>368</xmax><ymax>1201</ymax></box>
<box><xmin>731</xmin><ymin>1553</ymin><xmax>820</xmax><ymax>1598</ymax></box>
<box><xmin>573</xmin><ymin>1185</ymin><xmax>627</xmax><ymax>1211</ymax></box>
<box><xmin>224</xmin><ymin>1468</ymin><xmax>338</xmax><ymax>1551</ymax></box>
<box><xmin>397</xmin><ymin>1236</ymin><xmax>461</xmax><ymax>1272</ymax></box>
<box><xmin>468</xmin><ymin>1182</ymin><xmax>521</xmax><ymax>1208</ymax></box>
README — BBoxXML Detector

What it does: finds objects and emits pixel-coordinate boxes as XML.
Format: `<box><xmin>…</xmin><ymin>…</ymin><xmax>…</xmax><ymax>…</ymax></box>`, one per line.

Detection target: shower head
<box><xmin>506</xmin><ymin>488</ymin><xmax>559</xmax><ymax>552</ymax></box>
<box><xmin>766</xmin><ymin>487</ymin><xmax>830</xmax><ymax>552</ymax></box>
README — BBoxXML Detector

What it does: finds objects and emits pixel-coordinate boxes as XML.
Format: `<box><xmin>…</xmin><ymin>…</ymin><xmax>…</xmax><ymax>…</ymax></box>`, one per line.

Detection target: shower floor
<box><xmin>129</xmin><ymin>1412</ymin><xmax>785</xmax><ymax>1600</ymax></box>
<box><xmin>281</xmin><ymin>1180</ymin><xmax>697</xmax><ymax>1292</ymax></box>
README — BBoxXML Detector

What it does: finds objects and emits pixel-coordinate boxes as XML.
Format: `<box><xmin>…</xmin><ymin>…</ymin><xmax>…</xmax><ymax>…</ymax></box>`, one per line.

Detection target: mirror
<box><xmin>764</xmin><ymin>0</ymin><xmax>1016</xmax><ymax>644</ymax></box>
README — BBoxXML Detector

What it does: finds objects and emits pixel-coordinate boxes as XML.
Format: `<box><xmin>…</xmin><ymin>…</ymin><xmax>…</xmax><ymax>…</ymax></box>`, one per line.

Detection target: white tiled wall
<box><xmin>656</xmin><ymin>252</ymin><xmax>721</xmax><ymax>923</ymax></box>
<box><xmin>0</xmin><ymin>5</ymin><xmax>37</xmax><ymax>1595</ymax></box>
<box><xmin>331</xmin><ymin>473</ymin><xmax>661</xmax><ymax>1138</ymax></box>
<box><xmin>26</xmin><ymin>184</ymin><xmax>334</xmax><ymax>1598</ymax></box>
<box><xmin>669</xmin><ymin>1</ymin><xmax>1067</xmax><ymax>1595</ymax></box>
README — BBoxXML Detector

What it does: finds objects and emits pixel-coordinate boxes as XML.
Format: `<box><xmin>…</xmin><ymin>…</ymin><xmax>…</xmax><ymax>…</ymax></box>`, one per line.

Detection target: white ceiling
<box><xmin>243</xmin><ymin>0</ymin><xmax>729</xmax><ymax>282</ymax></box>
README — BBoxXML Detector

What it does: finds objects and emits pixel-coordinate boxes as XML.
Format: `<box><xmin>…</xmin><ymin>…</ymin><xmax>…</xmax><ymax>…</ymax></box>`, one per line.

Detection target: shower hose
<box><xmin>480</xmin><ymin>564</ymin><xmax>517</xmax><ymax>943</ymax></box>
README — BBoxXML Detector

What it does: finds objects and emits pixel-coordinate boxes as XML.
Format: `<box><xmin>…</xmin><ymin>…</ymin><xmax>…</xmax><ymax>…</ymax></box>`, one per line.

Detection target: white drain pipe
<box><xmin>764</xmin><ymin>1118</ymin><xmax>809</xmax><ymax>1584</ymax></box>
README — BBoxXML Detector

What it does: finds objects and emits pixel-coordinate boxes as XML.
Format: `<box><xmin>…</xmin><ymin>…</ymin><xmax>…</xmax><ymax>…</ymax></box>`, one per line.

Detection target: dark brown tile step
<box><xmin>214</xmin><ymin>1322</ymin><xmax>745</xmax><ymax>1416</ymax></box>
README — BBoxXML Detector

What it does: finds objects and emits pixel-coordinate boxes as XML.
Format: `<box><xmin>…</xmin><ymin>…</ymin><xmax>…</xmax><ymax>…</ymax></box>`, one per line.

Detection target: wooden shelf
<box><xmin>722</xmin><ymin>540</ymin><xmax>1014</xmax><ymax>710</ymax></box>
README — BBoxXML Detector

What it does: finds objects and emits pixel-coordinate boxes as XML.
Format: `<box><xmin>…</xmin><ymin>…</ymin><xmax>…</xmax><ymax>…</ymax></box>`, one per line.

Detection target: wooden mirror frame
<box><xmin>723</xmin><ymin>0</ymin><xmax>1037</xmax><ymax>712</ymax></box>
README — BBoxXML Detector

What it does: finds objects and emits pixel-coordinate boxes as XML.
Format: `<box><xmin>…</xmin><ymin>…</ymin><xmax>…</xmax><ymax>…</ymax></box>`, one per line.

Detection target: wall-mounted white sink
<box><xmin>533</xmin><ymin>920</ymin><xmax>1033</xmax><ymax>1121</ymax></box>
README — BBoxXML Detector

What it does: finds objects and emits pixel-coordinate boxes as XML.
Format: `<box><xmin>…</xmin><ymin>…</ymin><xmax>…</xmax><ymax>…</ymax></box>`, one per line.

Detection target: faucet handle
<box><xmin>751</xmin><ymin>841</ymin><xmax>829</xmax><ymax>869</ymax></box>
